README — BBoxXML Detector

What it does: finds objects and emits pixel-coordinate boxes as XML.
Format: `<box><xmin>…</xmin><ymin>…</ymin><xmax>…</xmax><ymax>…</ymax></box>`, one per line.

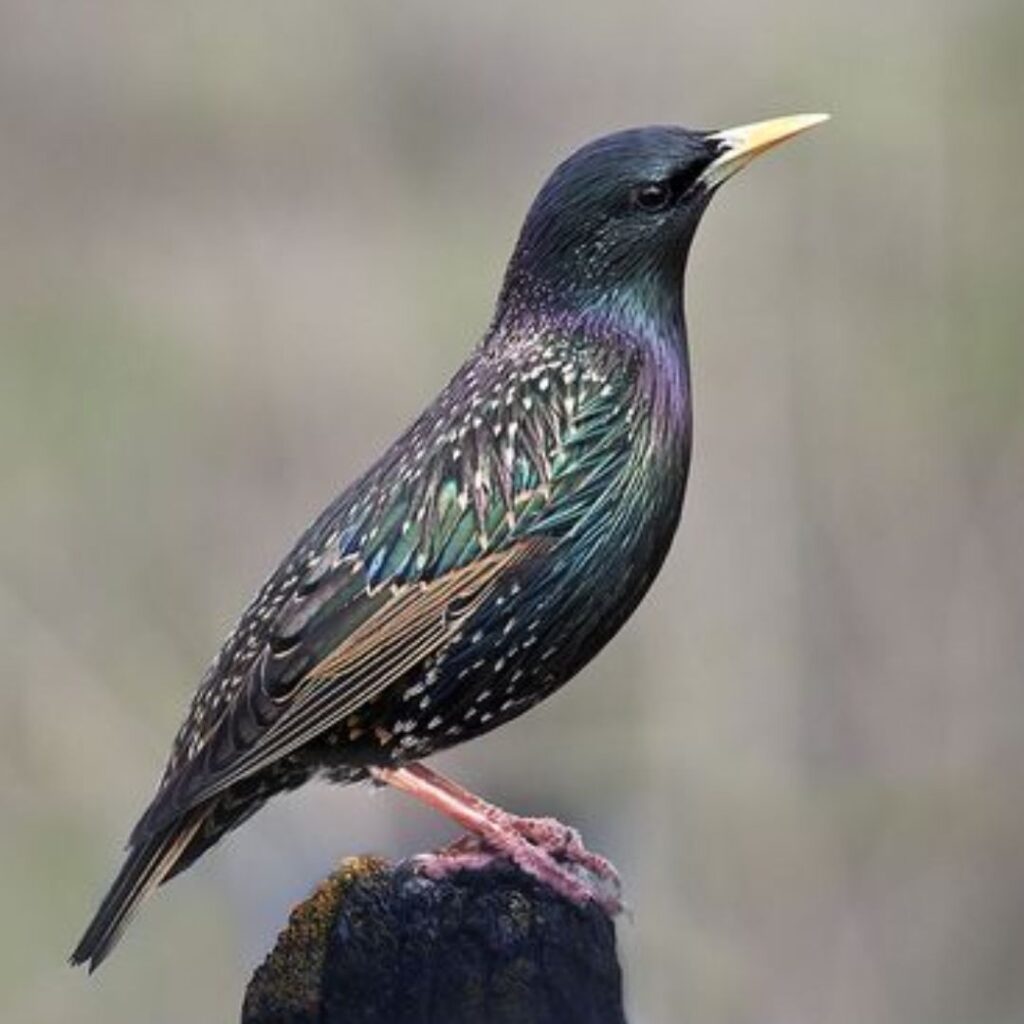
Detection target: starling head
<box><xmin>500</xmin><ymin>114</ymin><xmax>829</xmax><ymax>315</ymax></box>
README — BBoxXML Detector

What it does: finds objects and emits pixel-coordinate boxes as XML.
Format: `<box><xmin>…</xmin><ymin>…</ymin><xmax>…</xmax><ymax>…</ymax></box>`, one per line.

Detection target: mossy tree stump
<box><xmin>243</xmin><ymin>855</ymin><xmax>626</xmax><ymax>1024</ymax></box>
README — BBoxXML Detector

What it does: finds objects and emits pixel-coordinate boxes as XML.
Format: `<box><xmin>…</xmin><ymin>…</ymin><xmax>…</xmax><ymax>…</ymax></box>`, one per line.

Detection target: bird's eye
<box><xmin>632</xmin><ymin>181</ymin><xmax>672</xmax><ymax>212</ymax></box>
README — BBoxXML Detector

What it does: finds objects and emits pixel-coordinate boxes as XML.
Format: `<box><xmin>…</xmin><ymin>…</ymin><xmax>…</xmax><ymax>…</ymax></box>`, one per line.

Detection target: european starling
<box><xmin>72</xmin><ymin>113</ymin><xmax>827</xmax><ymax>970</ymax></box>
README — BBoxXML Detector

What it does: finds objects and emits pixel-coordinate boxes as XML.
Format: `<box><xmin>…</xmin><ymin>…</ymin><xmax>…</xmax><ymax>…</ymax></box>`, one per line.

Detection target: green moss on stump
<box><xmin>243</xmin><ymin>856</ymin><xmax>388</xmax><ymax>1024</ymax></box>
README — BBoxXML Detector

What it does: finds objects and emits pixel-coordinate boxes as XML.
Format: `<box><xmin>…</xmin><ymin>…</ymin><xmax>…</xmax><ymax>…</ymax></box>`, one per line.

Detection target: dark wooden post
<box><xmin>242</xmin><ymin>855</ymin><xmax>627</xmax><ymax>1024</ymax></box>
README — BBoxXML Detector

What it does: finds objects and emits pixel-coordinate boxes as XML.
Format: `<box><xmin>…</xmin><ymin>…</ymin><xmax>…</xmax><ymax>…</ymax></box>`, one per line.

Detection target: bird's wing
<box><xmin>132</xmin><ymin>538</ymin><xmax>545</xmax><ymax>840</ymax></box>
<box><xmin>132</xmin><ymin>338</ymin><xmax>639</xmax><ymax>843</ymax></box>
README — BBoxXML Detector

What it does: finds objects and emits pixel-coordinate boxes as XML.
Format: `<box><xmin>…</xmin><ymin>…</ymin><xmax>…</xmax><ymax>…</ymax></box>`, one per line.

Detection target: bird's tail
<box><xmin>70</xmin><ymin>810</ymin><xmax>205</xmax><ymax>972</ymax></box>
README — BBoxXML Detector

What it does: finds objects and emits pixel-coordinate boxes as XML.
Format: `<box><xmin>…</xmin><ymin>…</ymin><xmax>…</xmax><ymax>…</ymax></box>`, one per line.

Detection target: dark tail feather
<box><xmin>70</xmin><ymin>811</ymin><xmax>205</xmax><ymax>971</ymax></box>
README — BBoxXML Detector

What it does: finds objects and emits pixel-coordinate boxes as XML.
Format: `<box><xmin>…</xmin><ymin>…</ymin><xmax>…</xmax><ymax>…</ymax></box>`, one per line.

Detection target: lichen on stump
<box><xmin>242</xmin><ymin>856</ymin><xmax>626</xmax><ymax>1024</ymax></box>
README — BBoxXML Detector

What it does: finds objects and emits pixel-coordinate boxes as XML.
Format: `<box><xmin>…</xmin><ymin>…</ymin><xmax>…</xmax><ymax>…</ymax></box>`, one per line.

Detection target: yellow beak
<box><xmin>700</xmin><ymin>112</ymin><xmax>829</xmax><ymax>188</ymax></box>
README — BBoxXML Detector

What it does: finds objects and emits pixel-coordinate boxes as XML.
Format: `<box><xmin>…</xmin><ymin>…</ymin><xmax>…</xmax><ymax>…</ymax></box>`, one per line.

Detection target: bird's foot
<box><xmin>409</xmin><ymin>827</ymin><xmax>621</xmax><ymax>914</ymax></box>
<box><xmin>375</xmin><ymin>762</ymin><xmax>622</xmax><ymax>915</ymax></box>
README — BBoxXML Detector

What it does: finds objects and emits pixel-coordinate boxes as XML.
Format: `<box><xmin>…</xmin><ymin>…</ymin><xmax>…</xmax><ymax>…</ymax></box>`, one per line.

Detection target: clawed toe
<box><xmin>505</xmin><ymin>814</ymin><xmax>622</xmax><ymax>888</ymax></box>
<box><xmin>409</xmin><ymin>838</ymin><xmax>497</xmax><ymax>881</ymax></box>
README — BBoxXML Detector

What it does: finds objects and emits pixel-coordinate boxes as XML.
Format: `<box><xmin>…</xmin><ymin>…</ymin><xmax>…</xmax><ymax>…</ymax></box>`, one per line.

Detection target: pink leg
<box><xmin>371</xmin><ymin>762</ymin><xmax>622</xmax><ymax>914</ymax></box>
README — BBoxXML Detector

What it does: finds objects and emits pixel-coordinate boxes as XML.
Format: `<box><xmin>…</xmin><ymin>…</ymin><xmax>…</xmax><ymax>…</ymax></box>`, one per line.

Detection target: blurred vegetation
<box><xmin>2</xmin><ymin>2</ymin><xmax>1022</xmax><ymax>1022</ymax></box>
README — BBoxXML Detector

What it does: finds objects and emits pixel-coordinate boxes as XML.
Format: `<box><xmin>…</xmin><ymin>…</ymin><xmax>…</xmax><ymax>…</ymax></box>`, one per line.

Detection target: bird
<box><xmin>72</xmin><ymin>112</ymin><xmax>827</xmax><ymax>970</ymax></box>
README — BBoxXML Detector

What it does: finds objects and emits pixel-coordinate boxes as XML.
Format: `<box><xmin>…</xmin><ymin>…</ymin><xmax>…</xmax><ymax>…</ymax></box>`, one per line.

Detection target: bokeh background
<box><xmin>3</xmin><ymin>2</ymin><xmax>1022</xmax><ymax>1022</ymax></box>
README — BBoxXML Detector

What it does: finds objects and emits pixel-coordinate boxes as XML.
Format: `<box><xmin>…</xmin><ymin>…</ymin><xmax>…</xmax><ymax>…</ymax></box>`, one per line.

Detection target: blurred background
<box><xmin>2</xmin><ymin>2</ymin><xmax>1022</xmax><ymax>1022</ymax></box>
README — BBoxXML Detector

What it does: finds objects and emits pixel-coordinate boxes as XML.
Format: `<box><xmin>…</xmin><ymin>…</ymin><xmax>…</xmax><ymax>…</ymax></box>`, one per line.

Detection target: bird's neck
<box><xmin>490</xmin><ymin>270</ymin><xmax>691</xmax><ymax>435</ymax></box>
<box><xmin>494</xmin><ymin>260</ymin><xmax>686</xmax><ymax>346</ymax></box>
